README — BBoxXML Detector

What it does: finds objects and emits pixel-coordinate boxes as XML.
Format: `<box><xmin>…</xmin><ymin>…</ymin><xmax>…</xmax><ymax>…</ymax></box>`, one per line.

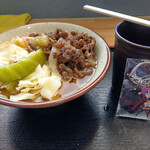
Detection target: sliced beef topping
<box><xmin>27</xmin><ymin>29</ymin><xmax>96</xmax><ymax>80</ymax></box>
<box><xmin>53</xmin><ymin>39</ymin><xmax>96</xmax><ymax>80</ymax></box>
<box><xmin>28</xmin><ymin>32</ymin><xmax>41</xmax><ymax>37</ymax></box>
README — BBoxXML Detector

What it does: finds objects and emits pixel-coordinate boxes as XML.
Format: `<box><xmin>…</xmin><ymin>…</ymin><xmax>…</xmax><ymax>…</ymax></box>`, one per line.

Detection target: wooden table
<box><xmin>29</xmin><ymin>16</ymin><xmax>150</xmax><ymax>47</ymax></box>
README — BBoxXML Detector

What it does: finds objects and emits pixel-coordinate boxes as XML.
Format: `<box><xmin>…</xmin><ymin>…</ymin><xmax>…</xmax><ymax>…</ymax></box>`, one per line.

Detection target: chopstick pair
<box><xmin>83</xmin><ymin>5</ymin><xmax>150</xmax><ymax>27</ymax></box>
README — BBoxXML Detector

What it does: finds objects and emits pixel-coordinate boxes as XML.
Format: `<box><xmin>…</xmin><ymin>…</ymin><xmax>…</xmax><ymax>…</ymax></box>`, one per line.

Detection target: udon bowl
<box><xmin>0</xmin><ymin>22</ymin><xmax>111</xmax><ymax>108</ymax></box>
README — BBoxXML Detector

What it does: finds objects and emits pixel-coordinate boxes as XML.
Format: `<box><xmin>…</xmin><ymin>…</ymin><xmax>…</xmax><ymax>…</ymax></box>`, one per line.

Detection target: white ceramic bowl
<box><xmin>0</xmin><ymin>22</ymin><xmax>111</xmax><ymax>108</ymax></box>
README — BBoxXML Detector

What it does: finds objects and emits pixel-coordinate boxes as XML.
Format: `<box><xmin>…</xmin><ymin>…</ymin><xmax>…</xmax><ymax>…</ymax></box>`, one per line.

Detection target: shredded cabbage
<box><xmin>49</xmin><ymin>47</ymin><xmax>61</xmax><ymax>77</ymax></box>
<box><xmin>0</xmin><ymin>80</ymin><xmax>19</xmax><ymax>94</ymax></box>
<box><xmin>11</xmin><ymin>37</ymin><xmax>28</xmax><ymax>48</ymax></box>
<box><xmin>10</xmin><ymin>65</ymin><xmax>62</xmax><ymax>101</ymax></box>
<box><xmin>0</xmin><ymin>43</ymin><xmax>29</xmax><ymax>65</ymax></box>
<box><xmin>8</xmin><ymin>44</ymin><xmax>29</xmax><ymax>63</ymax></box>
<box><xmin>39</xmin><ymin>75</ymin><xmax>61</xmax><ymax>100</ymax></box>
<box><xmin>0</xmin><ymin>38</ymin><xmax>62</xmax><ymax>102</ymax></box>
<box><xmin>10</xmin><ymin>93</ymin><xmax>39</xmax><ymax>102</ymax></box>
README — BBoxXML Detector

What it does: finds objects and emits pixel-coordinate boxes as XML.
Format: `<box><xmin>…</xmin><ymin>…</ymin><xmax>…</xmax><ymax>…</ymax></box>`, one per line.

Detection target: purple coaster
<box><xmin>116</xmin><ymin>58</ymin><xmax>150</xmax><ymax>120</ymax></box>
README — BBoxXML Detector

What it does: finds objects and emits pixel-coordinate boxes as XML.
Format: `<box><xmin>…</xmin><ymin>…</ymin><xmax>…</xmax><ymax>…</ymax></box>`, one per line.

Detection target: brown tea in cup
<box><xmin>112</xmin><ymin>21</ymin><xmax>150</xmax><ymax>99</ymax></box>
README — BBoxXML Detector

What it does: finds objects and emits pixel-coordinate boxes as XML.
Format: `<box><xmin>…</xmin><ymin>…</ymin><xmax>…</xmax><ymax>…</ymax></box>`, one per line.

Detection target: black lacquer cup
<box><xmin>112</xmin><ymin>21</ymin><xmax>150</xmax><ymax>99</ymax></box>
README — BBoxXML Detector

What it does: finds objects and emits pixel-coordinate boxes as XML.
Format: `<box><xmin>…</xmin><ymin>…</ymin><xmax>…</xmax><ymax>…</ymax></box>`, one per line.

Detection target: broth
<box><xmin>0</xmin><ymin>69</ymin><xmax>95</xmax><ymax>103</ymax></box>
<box><xmin>57</xmin><ymin>70</ymin><xmax>95</xmax><ymax>98</ymax></box>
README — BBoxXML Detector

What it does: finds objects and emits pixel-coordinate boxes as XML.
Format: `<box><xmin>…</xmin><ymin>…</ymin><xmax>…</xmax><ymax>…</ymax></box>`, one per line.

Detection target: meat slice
<box><xmin>27</xmin><ymin>29</ymin><xmax>96</xmax><ymax>81</ymax></box>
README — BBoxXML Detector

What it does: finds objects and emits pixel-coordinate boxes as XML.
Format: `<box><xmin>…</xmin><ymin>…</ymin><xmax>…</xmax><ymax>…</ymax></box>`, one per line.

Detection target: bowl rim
<box><xmin>115</xmin><ymin>21</ymin><xmax>150</xmax><ymax>49</ymax></box>
<box><xmin>0</xmin><ymin>22</ymin><xmax>111</xmax><ymax>108</ymax></box>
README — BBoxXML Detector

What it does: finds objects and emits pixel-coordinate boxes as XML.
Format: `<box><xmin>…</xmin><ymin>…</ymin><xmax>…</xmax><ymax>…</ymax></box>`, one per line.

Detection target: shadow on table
<box><xmin>106</xmin><ymin>87</ymin><xmax>119</xmax><ymax>118</ymax></box>
<box><xmin>9</xmin><ymin>94</ymin><xmax>100</xmax><ymax>150</ymax></box>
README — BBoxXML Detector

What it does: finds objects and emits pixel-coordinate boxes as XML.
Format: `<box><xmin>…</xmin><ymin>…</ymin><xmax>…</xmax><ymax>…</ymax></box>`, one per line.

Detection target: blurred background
<box><xmin>0</xmin><ymin>0</ymin><xmax>150</xmax><ymax>18</ymax></box>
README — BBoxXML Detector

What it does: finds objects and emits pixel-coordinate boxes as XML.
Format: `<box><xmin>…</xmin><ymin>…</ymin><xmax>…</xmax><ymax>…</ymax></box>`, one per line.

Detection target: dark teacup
<box><xmin>112</xmin><ymin>21</ymin><xmax>150</xmax><ymax>99</ymax></box>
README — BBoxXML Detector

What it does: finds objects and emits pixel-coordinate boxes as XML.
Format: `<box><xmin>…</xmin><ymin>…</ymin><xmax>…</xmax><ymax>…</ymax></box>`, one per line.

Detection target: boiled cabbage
<box><xmin>39</xmin><ymin>75</ymin><xmax>61</xmax><ymax>100</ymax></box>
<box><xmin>0</xmin><ymin>42</ymin><xmax>29</xmax><ymax>65</ymax></box>
<box><xmin>10</xmin><ymin>65</ymin><xmax>62</xmax><ymax>101</ymax></box>
<box><xmin>49</xmin><ymin>47</ymin><xmax>61</xmax><ymax>77</ymax></box>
